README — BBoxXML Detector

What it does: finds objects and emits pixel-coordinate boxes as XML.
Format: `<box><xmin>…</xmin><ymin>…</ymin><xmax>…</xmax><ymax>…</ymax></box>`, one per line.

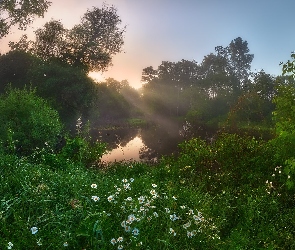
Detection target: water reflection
<box><xmin>101</xmin><ymin>136</ymin><xmax>145</xmax><ymax>163</ymax></box>
<box><xmin>94</xmin><ymin>124</ymin><xmax>183</xmax><ymax>163</ymax></box>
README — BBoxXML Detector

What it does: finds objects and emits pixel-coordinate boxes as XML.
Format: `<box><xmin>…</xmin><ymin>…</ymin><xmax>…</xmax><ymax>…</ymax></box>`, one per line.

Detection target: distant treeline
<box><xmin>0</xmin><ymin>34</ymin><xmax>294</xmax><ymax>137</ymax></box>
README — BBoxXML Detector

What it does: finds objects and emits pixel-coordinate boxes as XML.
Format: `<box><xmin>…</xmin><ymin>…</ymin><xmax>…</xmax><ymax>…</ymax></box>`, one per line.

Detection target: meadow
<box><xmin>1</xmin><ymin>126</ymin><xmax>295</xmax><ymax>249</ymax></box>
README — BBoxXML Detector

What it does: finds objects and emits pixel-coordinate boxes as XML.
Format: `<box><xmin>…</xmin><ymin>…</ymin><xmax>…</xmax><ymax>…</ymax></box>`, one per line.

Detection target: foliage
<box><xmin>28</xmin><ymin>60</ymin><xmax>97</xmax><ymax>124</ymax></box>
<box><xmin>1</xmin><ymin>132</ymin><xmax>295</xmax><ymax>249</ymax></box>
<box><xmin>0</xmin><ymin>50</ymin><xmax>35</xmax><ymax>92</ymax></box>
<box><xmin>177</xmin><ymin>133</ymin><xmax>275</xmax><ymax>192</ymax></box>
<box><xmin>59</xmin><ymin>118</ymin><xmax>107</xmax><ymax>167</ymax></box>
<box><xmin>0</xmin><ymin>87</ymin><xmax>63</xmax><ymax>155</ymax></box>
<box><xmin>273</xmin><ymin>84</ymin><xmax>295</xmax><ymax>135</ymax></box>
<box><xmin>0</xmin><ymin>0</ymin><xmax>51</xmax><ymax>38</ymax></box>
<box><xmin>140</xmin><ymin>37</ymin><xmax>256</xmax><ymax>130</ymax></box>
<box><xmin>9</xmin><ymin>4</ymin><xmax>126</xmax><ymax>73</ymax></box>
<box><xmin>0</xmin><ymin>50</ymin><xmax>100</xmax><ymax>126</ymax></box>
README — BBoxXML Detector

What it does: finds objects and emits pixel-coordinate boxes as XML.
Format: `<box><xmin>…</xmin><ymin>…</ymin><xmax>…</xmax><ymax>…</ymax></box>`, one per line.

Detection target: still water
<box><xmin>94</xmin><ymin>124</ymin><xmax>187</xmax><ymax>163</ymax></box>
<box><xmin>101</xmin><ymin>136</ymin><xmax>145</xmax><ymax>162</ymax></box>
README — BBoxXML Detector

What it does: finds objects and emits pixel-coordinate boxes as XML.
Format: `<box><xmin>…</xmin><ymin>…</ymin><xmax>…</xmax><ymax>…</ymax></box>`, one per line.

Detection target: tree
<box><xmin>141</xmin><ymin>60</ymin><xmax>200</xmax><ymax>116</ymax></box>
<box><xmin>0</xmin><ymin>0</ymin><xmax>51</xmax><ymax>38</ymax></box>
<box><xmin>214</xmin><ymin>37</ymin><xmax>254</xmax><ymax>89</ymax></box>
<box><xmin>12</xmin><ymin>4</ymin><xmax>126</xmax><ymax>72</ymax></box>
<box><xmin>66</xmin><ymin>5</ymin><xmax>125</xmax><ymax>72</ymax></box>
<box><xmin>228</xmin><ymin>37</ymin><xmax>254</xmax><ymax>85</ymax></box>
<box><xmin>0</xmin><ymin>50</ymin><xmax>35</xmax><ymax>92</ymax></box>
<box><xmin>0</xmin><ymin>50</ymin><xmax>99</xmax><ymax>126</ymax></box>
<box><xmin>33</xmin><ymin>19</ymin><xmax>66</xmax><ymax>60</ymax></box>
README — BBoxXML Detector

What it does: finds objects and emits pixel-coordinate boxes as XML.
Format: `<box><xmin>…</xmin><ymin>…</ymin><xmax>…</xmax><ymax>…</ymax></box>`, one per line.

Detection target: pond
<box><xmin>93</xmin><ymin>122</ymin><xmax>190</xmax><ymax>163</ymax></box>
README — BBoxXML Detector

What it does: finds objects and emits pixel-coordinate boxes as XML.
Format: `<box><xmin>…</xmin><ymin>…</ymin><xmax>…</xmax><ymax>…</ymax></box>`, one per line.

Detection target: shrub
<box><xmin>0</xmin><ymin>87</ymin><xmax>63</xmax><ymax>155</ymax></box>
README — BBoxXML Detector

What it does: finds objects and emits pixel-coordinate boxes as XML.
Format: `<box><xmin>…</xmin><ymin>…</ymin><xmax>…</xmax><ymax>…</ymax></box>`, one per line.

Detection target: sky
<box><xmin>1</xmin><ymin>0</ymin><xmax>295</xmax><ymax>89</ymax></box>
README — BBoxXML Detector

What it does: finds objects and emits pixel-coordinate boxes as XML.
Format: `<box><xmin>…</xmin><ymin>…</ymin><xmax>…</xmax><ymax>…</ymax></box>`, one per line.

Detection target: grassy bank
<box><xmin>1</xmin><ymin>132</ymin><xmax>295</xmax><ymax>249</ymax></box>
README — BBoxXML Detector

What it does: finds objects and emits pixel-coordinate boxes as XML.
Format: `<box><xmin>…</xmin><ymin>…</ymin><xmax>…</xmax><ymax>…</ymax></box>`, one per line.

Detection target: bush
<box><xmin>0</xmin><ymin>87</ymin><xmax>63</xmax><ymax>155</ymax></box>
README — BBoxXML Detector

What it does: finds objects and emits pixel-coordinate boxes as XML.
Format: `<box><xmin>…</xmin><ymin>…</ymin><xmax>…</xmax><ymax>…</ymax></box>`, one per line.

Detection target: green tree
<box><xmin>141</xmin><ymin>60</ymin><xmax>200</xmax><ymax>116</ymax></box>
<box><xmin>0</xmin><ymin>50</ymin><xmax>98</xmax><ymax>127</ymax></box>
<box><xmin>0</xmin><ymin>50</ymin><xmax>35</xmax><ymax>92</ymax></box>
<box><xmin>0</xmin><ymin>0</ymin><xmax>51</xmax><ymax>38</ymax></box>
<box><xmin>228</xmin><ymin>70</ymin><xmax>276</xmax><ymax>127</ymax></box>
<box><xmin>10</xmin><ymin>4</ymin><xmax>126</xmax><ymax>73</ymax></box>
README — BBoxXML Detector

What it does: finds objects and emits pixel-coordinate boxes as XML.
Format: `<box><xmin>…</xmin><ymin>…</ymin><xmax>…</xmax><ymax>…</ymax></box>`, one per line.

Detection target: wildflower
<box><xmin>132</xmin><ymin>228</ymin><xmax>140</xmax><ymax>236</ymax></box>
<box><xmin>152</xmin><ymin>183</ymin><xmax>157</xmax><ymax>188</ymax></box>
<box><xmin>187</xmin><ymin>231</ymin><xmax>194</xmax><ymax>238</ymax></box>
<box><xmin>193</xmin><ymin>213</ymin><xmax>204</xmax><ymax>222</ymax></box>
<box><xmin>117</xmin><ymin>236</ymin><xmax>123</xmax><ymax>242</ymax></box>
<box><xmin>183</xmin><ymin>221</ymin><xmax>191</xmax><ymax>229</ymax></box>
<box><xmin>110</xmin><ymin>238</ymin><xmax>117</xmax><ymax>245</ymax></box>
<box><xmin>118</xmin><ymin>245</ymin><xmax>124</xmax><ymax>250</ymax></box>
<box><xmin>172</xmin><ymin>195</ymin><xmax>177</xmax><ymax>200</ymax></box>
<box><xmin>107</xmin><ymin>195</ymin><xmax>115</xmax><ymax>202</ymax></box>
<box><xmin>124</xmin><ymin>225</ymin><xmax>131</xmax><ymax>232</ymax></box>
<box><xmin>123</xmin><ymin>183</ymin><xmax>131</xmax><ymax>190</ymax></box>
<box><xmin>150</xmin><ymin>189</ymin><xmax>157</xmax><ymax>196</ymax></box>
<box><xmin>122</xmin><ymin>179</ymin><xmax>128</xmax><ymax>183</ymax></box>
<box><xmin>128</xmin><ymin>214</ymin><xmax>136</xmax><ymax>222</ymax></box>
<box><xmin>7</xmin><ymin>242</ymin><xmax>13</xmax><ymax>249</ymax></box>
<box><xmin>31</xmin><ymin>226</ymin><xmax>38</xmax><ymax>234</ymax></box>
<box><xmin>117</xmin><ymin>188</ymin><xmax>121</xmax><ymax>192</ymax></box>
<box><xmin>188</xmin><ymin>209</ymin><xmax>194</xmax><ymax>215</ymax></box>
<box><xmin>170</xmin><ymin>214</ymin><xmax>179</xmax><ymax>221</ymax></box>
<box><xmin>153</xmin><ymin>212</ymin><xmax>159</xmax><ymax>217</ymax></box>
<box><xmin>138</xmin><ymin>196</ymin><xmax>145</xmax><ymax>204</ymax></box>
<box><xmin>130</xmin><ymin>178</ymin><xmax>134</xmax><ymax>182</ymax></box>
<box><xmin>63</xmin><ymin>242</ymin><xmax>68</xmax><ymax>247</ymax></box>
<box><xmin>180</xmin><ymin>205</ymin><xmax>186</xmax><ymax>209</ymax></box>
<box><xmin>169</xmin><ymin>228</ymin><xmax>176</xmax><ymax>236</ymax></box>
<box><xmin>126</xmin><ymin>197</ymin><xmax>132</xmax><ymax>201</ymax></box>
<box><xmin>91</xmin><ymin>183</ymin><xmax>97</xmax><ymax>189</ymax></box>
<box><xmin>165</xmin><ymin>208</ymin><xmax>170</xmax><ymax>213</ymax></box>
<box><xmin>91</xmin><ymin>196</ymin><xmax>100</xmax><ymax>202</ymax></box>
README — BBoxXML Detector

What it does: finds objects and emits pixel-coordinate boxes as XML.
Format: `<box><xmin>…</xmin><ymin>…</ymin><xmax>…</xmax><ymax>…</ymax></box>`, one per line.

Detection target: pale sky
<box><xmin>1</xmin><ymin>0</ymin><xmax>294</xmax><ymax>89</ymax></box>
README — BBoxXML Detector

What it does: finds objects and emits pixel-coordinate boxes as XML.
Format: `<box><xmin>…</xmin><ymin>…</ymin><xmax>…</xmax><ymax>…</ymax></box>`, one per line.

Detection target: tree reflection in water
<box><xmin>96</xmin><ymin>125</ymin><xmax>184</xmax><ymax>163</ymax></box>
<box><xmin>101</xmin><ymin>136</ymin><xmax>146</xmax><ymax>163</ymax></box>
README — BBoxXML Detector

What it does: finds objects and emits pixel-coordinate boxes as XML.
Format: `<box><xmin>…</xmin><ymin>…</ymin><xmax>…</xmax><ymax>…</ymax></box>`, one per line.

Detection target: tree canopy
<box><xmin>0</xmin><ymin>0</ymin><xmax>51</xmax><ymax>38</ymax></box>
<box><xmin>9</xmin><ymin>4</ymin><xmax>126</xmax><ymax>73</ymax></box>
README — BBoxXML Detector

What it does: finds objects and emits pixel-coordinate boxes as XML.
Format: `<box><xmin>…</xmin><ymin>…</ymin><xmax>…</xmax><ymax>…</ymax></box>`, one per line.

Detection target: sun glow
<box><xmin>88</xmin><ymin>71</ymin><xmax>105</xmax><ymax>82</ymax></box>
